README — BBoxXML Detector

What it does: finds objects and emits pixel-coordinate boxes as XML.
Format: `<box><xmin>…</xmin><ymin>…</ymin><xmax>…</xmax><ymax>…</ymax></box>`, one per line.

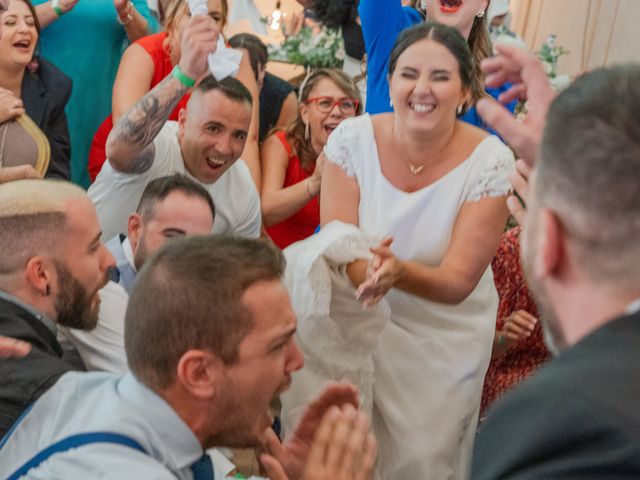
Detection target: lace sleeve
<box><xmin>322</xmin><ymin>117</ymin><xmax>362</xmax><ymax>178</ymax></box>
<box><xmin>465</xmin><ymin>138</ymin><xmax>516</xmax><ymax>202</ymax></box>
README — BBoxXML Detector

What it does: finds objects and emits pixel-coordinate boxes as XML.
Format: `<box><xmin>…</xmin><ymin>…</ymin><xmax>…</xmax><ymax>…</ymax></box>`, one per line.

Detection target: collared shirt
<box><xmin>0</xmin><ymin>371</ymin><xmax>225</xmax><ymax>479</ymax></box>
<box><xmin>105</xmin><ymin>235</ymin><xmax>138</xmax><ymax>294</ymax></box>
<box><xmin>0</xmin><ymin>290</ymin><xmax>56</xmax><ymax>335</ymax></box>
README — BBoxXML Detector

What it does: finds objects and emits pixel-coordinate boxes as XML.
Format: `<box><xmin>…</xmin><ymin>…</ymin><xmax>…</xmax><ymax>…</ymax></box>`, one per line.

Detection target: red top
<box><xmin>265</xmin><ymin>131</ymin><xmax>320</xmax><ymax>249</ymax></box>
<box><xmin>88</xmin><ymin>32</ymin><xmax>191</xmax><ymax>181</ymax></box>
<box><xmin>480</xmin><ymin>226</ymin><xmax>551</xmax><ymax>417</ymax></box>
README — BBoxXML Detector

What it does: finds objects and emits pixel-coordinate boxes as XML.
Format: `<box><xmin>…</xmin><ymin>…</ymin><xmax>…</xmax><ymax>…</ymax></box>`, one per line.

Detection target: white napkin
<box><xmin>188</xmin><ymin>0</ymin><xmax>242</xmax><ymax>80</ymax></box>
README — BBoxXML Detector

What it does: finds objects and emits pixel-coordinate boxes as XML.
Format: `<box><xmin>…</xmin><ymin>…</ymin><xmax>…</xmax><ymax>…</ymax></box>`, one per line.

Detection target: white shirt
<box><xmin>89</xmin><ymin>121</ymin><xmax>261</xmax><ymax>240</ymax></box>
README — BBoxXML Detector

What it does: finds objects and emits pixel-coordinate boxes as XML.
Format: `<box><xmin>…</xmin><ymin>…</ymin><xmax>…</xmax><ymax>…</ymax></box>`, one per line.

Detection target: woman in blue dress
<box><xmin>360</xmin><ymin>0</ymin><xmax>516</xmax><ymax>129</ymax></box>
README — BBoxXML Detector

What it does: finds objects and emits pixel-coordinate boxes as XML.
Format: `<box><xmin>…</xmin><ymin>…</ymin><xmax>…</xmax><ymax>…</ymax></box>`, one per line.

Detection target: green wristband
<box><xmin>171</xmin><ymin>65</ymin><xmax>196</xmax><ymax>88</ymax></box>
<box><xmin>51</xmin><ymin>0</ymin><xmax>64</xmax><ymax>16</ymax></box>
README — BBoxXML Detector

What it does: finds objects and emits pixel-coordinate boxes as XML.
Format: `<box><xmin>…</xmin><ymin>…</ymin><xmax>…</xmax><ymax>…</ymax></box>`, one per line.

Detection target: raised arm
<box><xmin>106</xmin><ymin>14</ymin><xmax>218</xmax><ymax>173</ymax></box>
<box><xmin>111</xmin><ymin>43</ymin><xmax>156</xmax><ymax>123</ymax></box>
<box><xmin>35</xmin><ymin>0</ymin><xmax>78</xmax><ymax>28</ymax></box>
<box><xmin>117</xmin><ymin>0</ymin><xmax>156</xmax><ymax>43</ymax></box>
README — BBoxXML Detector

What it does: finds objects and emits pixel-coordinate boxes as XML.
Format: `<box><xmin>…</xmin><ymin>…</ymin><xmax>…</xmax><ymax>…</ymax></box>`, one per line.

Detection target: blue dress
<box><xmin>33</xmin><ymin>0</ymin><xmax>159</xmax><ymax>187</ymax></box>
<box><xmin>358</xmin><ymin>0</ymin><xmax>516</xmax><ymax>133</ymax></box>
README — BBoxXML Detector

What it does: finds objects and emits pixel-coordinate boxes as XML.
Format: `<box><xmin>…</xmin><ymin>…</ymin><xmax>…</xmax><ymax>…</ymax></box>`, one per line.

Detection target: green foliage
<box><xmin>268</xmin><ymin>26</ymin><xmax>345</xmax><ymax>69</ymax></box>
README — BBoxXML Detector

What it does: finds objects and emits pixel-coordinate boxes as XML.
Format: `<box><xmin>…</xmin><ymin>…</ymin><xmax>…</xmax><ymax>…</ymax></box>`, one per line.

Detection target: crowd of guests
<box><xmin>1</xmin><ymin>0</ymin><xmax>639</xmax><ymax>478</ymax></box>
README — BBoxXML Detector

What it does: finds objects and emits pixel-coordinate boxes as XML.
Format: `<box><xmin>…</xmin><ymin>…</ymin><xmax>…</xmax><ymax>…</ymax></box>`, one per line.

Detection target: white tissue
<box><xmin>188</xmin><ymin>0</ymin><xmax>242</xmax><ymax>80</ymax></box>
<box><xmin>208</xmin><ymin>37</ymin><xmax>243</xmax><ymax>80</ymax></box>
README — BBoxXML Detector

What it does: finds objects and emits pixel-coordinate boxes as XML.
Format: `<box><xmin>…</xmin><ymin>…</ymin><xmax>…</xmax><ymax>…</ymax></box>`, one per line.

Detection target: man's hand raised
<box><xmin>178</xmin><ymin>14</ymin><xmax>219</xmax><ymax>81</ymax></box>
<box><xmin>477</xmin><ymin>44</ymin><xmax>555</xmax><ymax>166</ymax></box>
<box><xmin>259</xmin><ymin>383</ymin><xmax>362</xmax><ymax>480</ymax></box>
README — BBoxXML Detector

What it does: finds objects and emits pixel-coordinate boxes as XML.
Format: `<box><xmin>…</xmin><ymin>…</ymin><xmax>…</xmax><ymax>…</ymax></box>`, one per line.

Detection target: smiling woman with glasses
<box><xmin>261</xmin><ymin>68</ymin><xmax>362</xmax><ymax>249</ymax></box>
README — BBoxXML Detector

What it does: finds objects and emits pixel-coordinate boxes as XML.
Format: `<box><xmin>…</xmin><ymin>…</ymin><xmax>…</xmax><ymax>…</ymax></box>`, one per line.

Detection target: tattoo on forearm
<box><xmin>112</xmin><ymin>75</ymin><xmax>188</xmax><ymax>171</ymax></box>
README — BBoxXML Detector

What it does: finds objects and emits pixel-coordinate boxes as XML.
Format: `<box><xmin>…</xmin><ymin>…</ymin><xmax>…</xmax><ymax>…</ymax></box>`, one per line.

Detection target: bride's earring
<box><xmin>476</xmin><ymin>10</ymin><xmax>485</xmax><ymax>18</ymax></box>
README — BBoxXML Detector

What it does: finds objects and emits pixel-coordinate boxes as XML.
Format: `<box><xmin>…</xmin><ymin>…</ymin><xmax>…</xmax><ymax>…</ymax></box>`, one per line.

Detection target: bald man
<box><xmin>88</xmin><ymin>14</ymin><xmax>261</xmax><ymax>241</ymax></box>
<box><xmin>0</xmin><ymin>179</ymin><xmax>114</xmax><ymax>437</ymax></box>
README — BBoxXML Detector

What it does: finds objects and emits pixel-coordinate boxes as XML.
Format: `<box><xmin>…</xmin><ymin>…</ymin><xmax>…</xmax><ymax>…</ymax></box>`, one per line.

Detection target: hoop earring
<box><xmin>476</xmin><ymin>10</ymin><xmax>485</xmax><ymax>18</ymax></box>
<box><xmin>304</xmin><ymin>121</ymin><xmax>310</xmax><ymax>141</ymax></box>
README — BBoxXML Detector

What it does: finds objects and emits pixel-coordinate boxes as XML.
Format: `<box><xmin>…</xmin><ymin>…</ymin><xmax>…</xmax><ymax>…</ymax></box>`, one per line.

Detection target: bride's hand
<box><xmin>356</xmin><ymin>237</ymin><xmax>404</xmax><ymax>307</ymax></box>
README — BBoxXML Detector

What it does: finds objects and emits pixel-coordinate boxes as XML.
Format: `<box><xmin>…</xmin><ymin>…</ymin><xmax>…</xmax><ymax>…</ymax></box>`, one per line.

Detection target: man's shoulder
<box><xmin>0</xmin><ymin>372</ymin><xmax>174</xmax><ymax>480</ymax></box>
<box><xmin>472</xmin><ymin>312</ymin><xmax>640</xmax><ymax>479</ymax></box>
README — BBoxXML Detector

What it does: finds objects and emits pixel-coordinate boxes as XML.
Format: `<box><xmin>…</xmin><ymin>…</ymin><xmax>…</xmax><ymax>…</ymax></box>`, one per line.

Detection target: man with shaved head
<box><xmin>0</xmin><ymin>179</ymin><xmax>115</xmax><ymax>436</ymax></box>
<box><xmin>88</xmin><ymin>13</ymin><xmax>261</xmax><ymax>241</ymax></box>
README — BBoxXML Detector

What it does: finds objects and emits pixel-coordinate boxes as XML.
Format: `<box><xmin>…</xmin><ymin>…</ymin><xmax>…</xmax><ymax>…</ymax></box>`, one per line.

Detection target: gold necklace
<box><xmin>407</xmin><ymin>161</ymin><xmax>424</xmax><ymax>175</ymax></box>
<box><xmin>399</xmin><ymin>123</ymin><xmax>458</xmax><ymax>176</ymax></box>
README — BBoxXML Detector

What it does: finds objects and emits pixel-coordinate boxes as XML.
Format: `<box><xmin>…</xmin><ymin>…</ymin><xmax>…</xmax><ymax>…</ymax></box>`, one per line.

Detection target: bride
<box><xmin>283</xmin><ymin>22</ymin><xmax>514</xmax><ymax>479</ymax></box>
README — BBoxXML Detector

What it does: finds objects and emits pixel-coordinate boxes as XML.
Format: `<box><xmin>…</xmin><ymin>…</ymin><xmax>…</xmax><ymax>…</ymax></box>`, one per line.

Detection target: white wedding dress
<box><xmin>283</xmin><ymin>114</ymin><xmax>515</xmax><ymax>479</ymax></box>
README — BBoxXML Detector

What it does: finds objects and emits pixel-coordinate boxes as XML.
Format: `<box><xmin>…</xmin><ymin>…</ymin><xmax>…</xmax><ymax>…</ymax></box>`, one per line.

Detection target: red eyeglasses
<box><xmin>306</xmin><ymin>96</ymin><xmax>359</xmax><ymax>115</ymax></box>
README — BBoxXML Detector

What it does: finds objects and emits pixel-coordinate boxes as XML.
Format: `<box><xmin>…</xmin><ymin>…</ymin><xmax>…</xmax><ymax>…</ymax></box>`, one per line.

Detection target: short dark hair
<box><xmin>125</xmin><ymin>236</ymin><xmax>286</xmax><ymax>389</ymax></box>
<box><xmin>388</xmin><ymin>22</ymin><xmax>473</xmax><ymax>112</ymax></box>
<box><xmin>228</xmin><ymin>33</ymin><xmax>268</xmax><ymax>82</ymax></box>
<box><xmin>536</xmin><ymin>64</ymin><xmax>640</xmax><ymax>284</ymax></box>
<box><xmin>306</xmin><ymin>0</ymin><xmax>358</xmax><ymax>28</ymax></box>
<box><xmin>196</xmin><ymin>74</ymin><xmax>253</xmax><ymax>108</ymax></box>
<box><xmin>136</xmin><ymin>174</ymin><xmax>215</xmax><ymax>222</ymax></box>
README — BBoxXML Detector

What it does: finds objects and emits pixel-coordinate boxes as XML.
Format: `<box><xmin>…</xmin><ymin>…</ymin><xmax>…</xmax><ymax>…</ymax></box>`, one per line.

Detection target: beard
<box><xmin>53</xmin><ymin>261</ymin><xmax>101</xmax><ymax>331</ymax></box>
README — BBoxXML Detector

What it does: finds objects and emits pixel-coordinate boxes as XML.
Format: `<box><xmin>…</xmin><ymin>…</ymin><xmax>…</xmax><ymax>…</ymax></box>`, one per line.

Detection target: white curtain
<box><xmin>511</xmin><ymin>0</ymin><xmax>640</xmax><ymax>76</ymax></box>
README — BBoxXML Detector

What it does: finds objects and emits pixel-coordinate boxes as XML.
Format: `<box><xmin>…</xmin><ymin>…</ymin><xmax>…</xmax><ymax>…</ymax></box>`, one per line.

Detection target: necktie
<box><xmin>191</xmin><ymin>454</ymin><xmax>215</xmax><ymax>480</ymax></box>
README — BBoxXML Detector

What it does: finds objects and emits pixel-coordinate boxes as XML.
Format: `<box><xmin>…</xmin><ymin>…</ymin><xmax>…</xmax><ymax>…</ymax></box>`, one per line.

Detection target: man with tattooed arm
<box><xmin>88</xmin><ymin>13</ymin><xmax>261</xmax><ymax>240</ymax></box>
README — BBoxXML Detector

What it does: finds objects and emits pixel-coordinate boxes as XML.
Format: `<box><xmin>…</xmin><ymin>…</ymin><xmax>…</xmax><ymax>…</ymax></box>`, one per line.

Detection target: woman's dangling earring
<box><xmin>457</xmin><ymin>104</ymin><xmax>463</xmax><ymax>115</ymax></box>
<box><xmin>304</xmin><ymin>121</ymin><xmax>310</xmax><ymax>141</ymax></box>
<box><xmin>389</xmin><ymin>97</ymin><xmax>394</xmax><ymax>108</ymax></box>
<box><xmin>476</xmin><ymin>10</ymin><xmax>485</xmax><ymax>18</ymax></box>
